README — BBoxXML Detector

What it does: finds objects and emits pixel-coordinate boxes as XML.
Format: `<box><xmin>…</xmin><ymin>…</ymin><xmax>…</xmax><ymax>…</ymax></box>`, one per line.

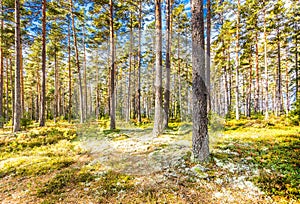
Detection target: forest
<box><xmin>0</xmin><ymin>0</ymin><xmax>299</xmax><ymax>203</ymax></box>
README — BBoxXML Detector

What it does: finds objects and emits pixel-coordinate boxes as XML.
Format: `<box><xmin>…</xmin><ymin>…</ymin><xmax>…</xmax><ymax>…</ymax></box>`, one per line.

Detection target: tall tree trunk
<box><xmin>68</xmin><ymin>21</ymin><xmax>72</xmax><ymax>123</ymax></box>
<box><xmin>235</xmin><ymin>0</ymin><xmax>240</xmax><ymax>120</ymax></box>
<box><xmin>70</xmin><ymin>0</ymin><xmax>84</xmax><ymax>123</ymax></box>
<box><xmin>109</xmin><ymin>0</ymin><xmax>116</xmax><ymax>129</ymax></box>
<box><xmin>82</xmin><ymin>22</ymin><xmax>87</xmax><ymax>120</ymax></box>
<box><xmin>20</xmin><ymin>43</ymin><xmax>24</xmax><ymax>117</ymax></box>
<box><xmin>10</xmin><ymin>56</ymin><xmax>14</xmax><ymax>125</ymax></box>
<box><xmin>247</xmin><ymin>54</ymin><xmax>252</xmax><ymax>117</ymax></box>
<box><xmin>177</xmin><ymin>33</ymin><xmax>182</xmax><ymax>121</ymax></box>
<box><xmin>164</xmin><ymin>0</ymin><xmax>172</xmax><ymax>127</ymax></box>
<box><xmin>275</xmin><ymin>31</ymin><xmax>282</xmax><ymax>116</ymax></box>
<box><xmin>263</xmin><ymin>1</ymin><xmax>269</xmax><ymax>119</ymax></box>
<box><xmin>5</xmin><ymin>58</ymin><xmax>9</xmax><ymax>122</ymax></box>
<box><xmin>54</xmin><ymin>46</ymin><xmax>59</xmax><ymax>122</ymax></box>
<box><xmin>137</xmin><ymin>0</ymin><xmax>142</xmax><ymax>123</ymax></box>
<box><xmin>295</xmin><ymin>23</ymin><xmax>298</xmax><ymax>101</ymax></box>
<box><xmin>153</xmin><ymin>0</ymin><xmax>163</xmax><ymax>136</ymax></box>
<box><xmin>191</xmin><ymin>0</ymin><xmax>209</xmax><ymax>161</ymax></box>
<box><xmin>206</xmin><ymin>0</ymin><xmax>211</xmax><ymax>112</ymax></box>
<box><xmin>254</xmin><ymin>32</ymin><xmax>260</xmax><ymax>113</ymax></box>
<box><xmin>0</xmin><ymin>3</ymin><xmax>3</xmax><ymax>127</ymax></box>
<box><xmin>285</xmin><ymin>48</ymin><xmax>290</xmax><ymax>115</ymax></box>
<box><xmin>13</xmin><ymin>0</ymin><xmax>21</xmax><ymax>132</ymax></box>
<box><xmin>126</xmin><ymin>14</ymin><xmax>133</xmax><ymax>122</ymax></box>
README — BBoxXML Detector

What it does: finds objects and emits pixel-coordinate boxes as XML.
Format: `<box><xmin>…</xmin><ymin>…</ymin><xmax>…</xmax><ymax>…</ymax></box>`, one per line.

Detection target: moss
<box><xmin>37</xmin><ymin>169</ymin><xmax>76</xmax><ymax>197</ymax></box>
<box><xmin>95</xmin><ymin>170</ymin><xmax>134</xmax><ymax>198</ymax></box>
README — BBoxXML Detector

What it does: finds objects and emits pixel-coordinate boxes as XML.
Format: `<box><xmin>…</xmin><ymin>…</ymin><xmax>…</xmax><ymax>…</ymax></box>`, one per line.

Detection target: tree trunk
<box><xmin>13</xmin><ymin>0</ymin><xmax>21</xmax><ymax>132</ymax></box>
<box><xmin>20</xmin><ymin>43</ymin><xmax>24</xmax><ymax>117</ymax></box>
<box><xmin>82</xmin><ymin>22</ymin><xmax>87</xmax><ymax>120</ymax></box>
<box><xmin>153</xmin><ymin>0</ymin><xmax>163</xmax><ymax>136</ymax></box>
<box><xmin>109</xmin><ymin>0</ymin><xmax>116</xmax><ymax>129</ymax></box>
<box><xmin>263</xmin><ymin>1</ymin><xmax>269</xmax><ymax>119</ymax></box>
<box><xmin>254</xmin><ymin>32</ymin><xmax>260</xmax><ymax>114</ymax></box>
<box><xmin>0</xmin><ymin>3</ymin><xmax>3</xmax><ymax>127</ymax></box>
<box><xmin>137</xmin><ymin>0</ymin><xmax>142</xmax><ymax>123</ymax></box>
<box><xmin>70</xmin><ymin>0</ymin><xmax>84</xmax><ymax>123</ymax></box>
<box><xmin>275</xmin><ymin>31</ymin><xmax>282</xmax><ymax>116</ymax></box>
<box><xmin>285</xmin><ymin>48</ymin><xmax>290</xmax><ymax>115</ymax></box>
<box><xmin>126</xmin><ymin>14</ymin><xmax>133</xmax><ymax>122</ymax></box>
<box><xmin>235</xmin><ymin>0</ymin><xmax>240</xmax><ymax>120</ymax></box>
<box><xmin>164</xmin><ymin>0</ymin><xmax>172</xmax><ymax>127</ymax></box>
<box><xmin>206</xmin><ymin>0</ymin><xmax>211</xmax><ymax>112</ymax></box>
<box><xmin>68</xmin><ymin>21</ymin><xmax>72</xmax><ymax>123</ymax></box>
<box><xmin>191</xmin><ymin>0</ymin><xmax>209</xmax><ymax>161</ymax></box>
<box><xmin>247</xmin><ymin>54</ymin><xmax>252</xmax><ymax>117</ymax></box>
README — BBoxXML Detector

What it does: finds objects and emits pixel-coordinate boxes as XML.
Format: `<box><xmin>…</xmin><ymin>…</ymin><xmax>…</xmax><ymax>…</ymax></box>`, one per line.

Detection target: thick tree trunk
<box><xmin>191</xmin><ymin>0</ymin><xmax>209</xmax><ymax>161</ymax></box>
<box><xmin>206</xmin><ymin>0</ymin><xmax>211</xmax><ymax>112</ymax></box>
<box><xmin>70</xmin><ymin>0</ymin><xmax>84</xmax><ymax>124</ymax></box>
<box><xmin>164</xmin><ymin>0</ymin><xmax>172</xmax><ymax>127</ymax></box>
<box><xmin>109</xmin><ymin>0</ymin><xmax>116</xmax><ymax>129</ymax></box>
<box><xmin>13</xmin><ymin>0</ymin><xmax>21</xmax><ymax>132</ymax></box>
<box><xmin>153</xmin><ymin>0</ymin><xmax>163</xmax><ymax>136</ymax></box>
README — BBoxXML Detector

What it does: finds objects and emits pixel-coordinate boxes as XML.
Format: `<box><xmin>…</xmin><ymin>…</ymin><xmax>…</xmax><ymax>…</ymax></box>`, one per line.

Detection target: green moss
<box><xmin>95</xmin><ymin>170</ymin><xmax>134</xmax><ymax>197</ymax></box>
<box><xmin>37</xmin><ymin>169</ymin><xmax>76</xmax><ymax>197</ymax></box>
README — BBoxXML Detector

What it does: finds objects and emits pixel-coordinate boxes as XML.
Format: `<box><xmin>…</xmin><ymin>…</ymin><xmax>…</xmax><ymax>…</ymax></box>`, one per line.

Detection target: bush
<box><xmin>289</xmin><ymin>100</ymin><xmax>300</xmax><ymax>125</ymax></box>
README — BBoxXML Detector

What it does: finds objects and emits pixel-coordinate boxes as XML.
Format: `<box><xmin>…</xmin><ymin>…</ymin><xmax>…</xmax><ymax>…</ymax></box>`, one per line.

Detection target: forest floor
<box><xmin>0</xmin><ymin>118</ymin><xmax>299</xmax><ymax>203</ymax></box>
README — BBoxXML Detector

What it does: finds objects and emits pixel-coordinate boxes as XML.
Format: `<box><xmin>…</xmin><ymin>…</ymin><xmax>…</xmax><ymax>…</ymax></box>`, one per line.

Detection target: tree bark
<box><xmin>153</xmin><ymin>0</ymin><xmax>163</xmax><ymax>136</ymax></box>
<box><xmin>191</xmin><ymin>0</ymin><xmax>209</xmax><ymax>161</ymax></box>
<box><xmin>70</xmin><ymin>0</ymin><xmax>84</xmax><ymax>123</ymax></box>
<box><xmin>13</xmin><ymin>0</ymin><xmax>21</xmax><ymax>132</ymax></box>
<box><xmin>126</xmin><ymin>14</ymin><xmax>133</xmax><ymax>122</ymax></box>
<box><xmin>82</xmin><ymin>21</ymin><xmax>87</xmax><ymax>120</ymax></box>
<box><xmin>0</xmin><ymin>2</ymin><xmax>3</xmax><ymax>127</ymax></box>
<box><xmin>235</xmin><ymin>0</ymin><xmax>240</xmax><ymax>120</ymax></box>
<box><xmin>164</xmin><ymin>0</ymin><xmax>172</xmax><ymax>127</ymax></box>
<box><xmin>263</xmin><ymin>0</ymin><xmax>269</xmax><ymax>119</ymax></box>
<box><xmin>137</xmin><ymin>0</ymin><xmax>142</xmax><ymax>123</ymax></box>
<box><xmin>275</xmin><ymin>30</ymin><xmax>283</xmax><ymax>116</ymax></box>
<box><xmin>254</xmin><ymin>32</ymin><xmax>260</xmax><ymax>113</ymax></box>
<box><xmin>109</xmin><ymin>0</ymin><xmax>116</xmax><ymax>129</ymax></box>
<box><xmin>68</xmin><ymin>21</ymin><xmax>72</xmax><ymax>123</ymax></box>
<box><xmin>206</xmin><ymin>0</ymin><xmax>211</xmax><ymax>112</ymax></box>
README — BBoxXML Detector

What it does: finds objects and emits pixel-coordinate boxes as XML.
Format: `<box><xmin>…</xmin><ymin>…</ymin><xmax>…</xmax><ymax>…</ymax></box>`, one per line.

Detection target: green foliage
<box><xmin>215</xmin><ymin>121</ymin><xmax>300</xmax><ymax>199</ymax></box>
<box><xmin>289</xmin><ymin>100</ymin><xmax>300</xmax><ymax>125</ymax></box>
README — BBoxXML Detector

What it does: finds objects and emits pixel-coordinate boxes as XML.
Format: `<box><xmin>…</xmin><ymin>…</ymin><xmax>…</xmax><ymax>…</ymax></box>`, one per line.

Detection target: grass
<box><xmin>213</xmin><ymin>119</ymin><xmax>300</xmax><ymax>200</ymax></box>
<box><xmin>0</xmin><ymin>118</ymin><xmax>299</xmax><ymax>203</ymax></box>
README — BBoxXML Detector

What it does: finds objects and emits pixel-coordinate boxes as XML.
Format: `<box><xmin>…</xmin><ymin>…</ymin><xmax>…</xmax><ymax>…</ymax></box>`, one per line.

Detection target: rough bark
<box><xmin>164</xmin><ymin>0</ymin><xmax>172</xmax><ymax>127</ymax></box>
<box><xmin>206</xmin><ymin>0</ymin><xmax>211</xmax><ymax>112</ymax></box>
<box><xmin>13</xmin><ymin>0</ymin><xmax>21</xmax><ymax>132</ymax></box>
<box><xmin>191</xmin><ymin>0</ymin><xmax>209</xmax><ymax>161</ymax></box>
<box><xmin>109</xmin><ymin>0</ymin><xmax>116</xmax><ymax>129</ymax></box>
<box><xmin>153</xmin><ymin>0</ymin><xmax>163</xmax><ymax>137</ymax></box>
